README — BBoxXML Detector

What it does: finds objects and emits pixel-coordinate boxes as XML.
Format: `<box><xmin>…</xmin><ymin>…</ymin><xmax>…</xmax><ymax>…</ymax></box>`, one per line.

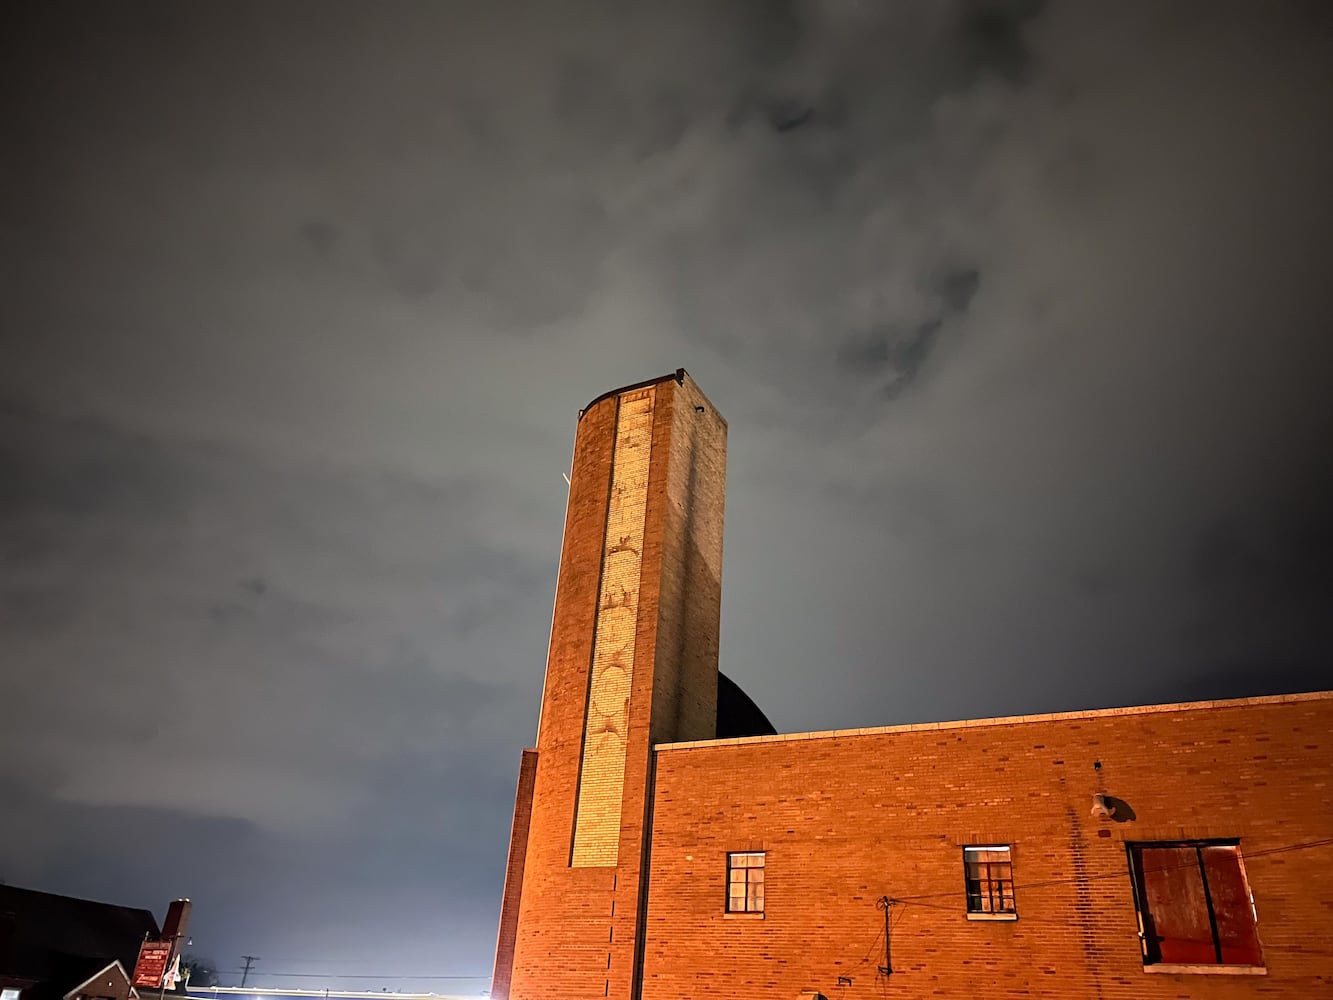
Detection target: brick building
<box><xmin>0</xmin><ymin>885</ymin><xmax>158</xmax><ymax>1000</ymax></box>
<box><xmin>490</xmin><ymin>370</ymin><xmax>1333</xmax><ymax>999</ymax></box>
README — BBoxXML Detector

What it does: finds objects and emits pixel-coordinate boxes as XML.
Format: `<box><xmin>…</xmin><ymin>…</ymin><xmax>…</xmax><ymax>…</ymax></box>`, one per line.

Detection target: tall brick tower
<box><xmin>491</xmin><ymin>370</ymin><xmax>727</xmax><ymax>1000</ymax></box>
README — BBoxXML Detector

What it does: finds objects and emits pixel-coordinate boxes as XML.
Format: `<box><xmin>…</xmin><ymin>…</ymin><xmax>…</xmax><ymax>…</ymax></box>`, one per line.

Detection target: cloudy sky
<box><xmin>2</xmin><ymin>0</ymin><xmax>1331</xmax><ymax>990</ymax></box>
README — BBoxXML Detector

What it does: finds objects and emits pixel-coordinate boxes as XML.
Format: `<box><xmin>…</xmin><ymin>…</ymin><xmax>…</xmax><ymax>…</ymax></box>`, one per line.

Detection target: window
<box><xmin>727</xmin><ymin>851</ymin><xmax>765</xmax><ymax>913</ymax></box>
<box><xmin>964</xmin><ymin>845</ymin><xmax>1016</xmax><ymax>917</ymax></box>
<box><xmin>1127</xmin><ymin>841</ymin><xmax>1263</xmax><ymax>968</ymax></box>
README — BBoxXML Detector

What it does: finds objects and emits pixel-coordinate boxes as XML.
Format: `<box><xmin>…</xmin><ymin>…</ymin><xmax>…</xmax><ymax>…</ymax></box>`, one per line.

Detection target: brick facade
<box><xmin>499</xmin><ymin>371</ymin><xmax>727</xmax><ymax>1000</ymax></box>
<box><xmin>646</xmin><ymin>692</ymin><xmax>1333</xmax><ymax>998</ymax></box>
<box><xmin>490</xmin><ymin>748</ymin><xmax>538</xmax><ymax>999</ymax></box>
<box><xmin>491</xmin><ymin>372</ymin><xmax>1333</xmax><ymax>999</ymax></box>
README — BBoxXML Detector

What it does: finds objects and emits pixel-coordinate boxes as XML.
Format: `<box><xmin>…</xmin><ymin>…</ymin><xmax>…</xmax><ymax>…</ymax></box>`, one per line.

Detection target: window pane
<box><xmin>964</xmin><ymin>846</ymin><xmax>1015</xmax><ymax>914</ymax></box>
<box><xmin>727</xmin><ymin>852</ymin><xmax>765</xmax><ymax>913</ymax></box>
<box><xmin>1201</xmin><ymin>847</ymin><xmax>1263</xmax><ymax>965</ymax></box>
<box><xmin>1137</xmin><ymin>847</ymin><xmax>1215</xmax><ymax>964</ymax></box>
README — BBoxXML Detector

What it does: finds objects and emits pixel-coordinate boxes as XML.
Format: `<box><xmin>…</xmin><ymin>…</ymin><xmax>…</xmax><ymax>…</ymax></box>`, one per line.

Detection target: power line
<box><xmin>887</xmin><ymin>836</ymin><xmax>1333</xmax><ymax>904</ymax></box>
<box><xmin>221</xmin><ymin>963</ymin><xmax>368</xmax><ymax>968</ymax></box>
<box><xmin>227</xmin><ymin>975</ymin><xmax>487</xmax><ymax>982</ymax></box>
<box><xmin>815</xmin><ymin>836</ymin><xmax>1333</xmax><ymax>985</ymax></box>
<box><xmin>895</xmin><ymin>896</ymin><xmax>1092</xmax><ymax>928</ymax></box>
<box><xmin>221</xmin><ymin>838</ymin><xmax>1331</xmax><ymax>992</ymax></box>
<box><xmin>853</xmin><ymin>925</ymin><xmax>885</xmax><ymax>968</ymax></box>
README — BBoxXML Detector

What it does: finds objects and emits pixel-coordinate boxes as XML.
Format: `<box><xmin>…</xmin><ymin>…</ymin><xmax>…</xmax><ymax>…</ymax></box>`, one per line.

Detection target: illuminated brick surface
<box><xmin>572</xmin><ymin>388</ymin><xmax>655</xmax><ymax>868</ymax></box>
<box><xmin>490</xmin><ymin>371</ymin><xmax>1333</xmax><ymax>1000</ymax></box>
<box><xmin>496</xmin><ymin>372</ymin><xmax>727</xmax><ymax>1000</ymax></box>
<box><xmin>641</xmin><ymin>692</ymin><xmax>1333</xmax><ymax>999</ymax></box>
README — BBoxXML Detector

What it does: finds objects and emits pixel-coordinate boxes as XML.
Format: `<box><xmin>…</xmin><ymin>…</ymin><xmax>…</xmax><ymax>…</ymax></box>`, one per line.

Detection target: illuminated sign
<box><xmin>132</xmin><ymin>940</ymin><xmax>174</xmax><ymax>988</ymax></box>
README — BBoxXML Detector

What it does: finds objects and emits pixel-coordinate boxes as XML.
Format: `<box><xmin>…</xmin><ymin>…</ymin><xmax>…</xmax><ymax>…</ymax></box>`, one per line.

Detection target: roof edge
<box><xmin>578</xmin><ymin>369</ymin><xmax>686</xmax><ymax>421</ymax></box>
<box><xmin>63</xmin><ymin>960</ymin><xmax>131</xmax><ymax>1000</ymax></box>
<box><xmin>0</xmin><ymin>884</ymin><xmax>159</xmax><ymax>924</ymax></box>
<box><xmin>656</xmin><ymin>689</ymin><xmax>1333</xmax><ymax>752</ymax></box>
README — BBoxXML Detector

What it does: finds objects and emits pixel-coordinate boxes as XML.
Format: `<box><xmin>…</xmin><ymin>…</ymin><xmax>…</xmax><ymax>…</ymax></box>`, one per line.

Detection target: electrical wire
<box><xmin>220</xmin><ymin>974</ymin><xmax>487</xmax><ymax>981</ymax></box>
<box><xmin>217</xmin><ymin>839</ymin><xmax>1331</xmax><ymax>990</ymax></box>
<box><xmin>887</xmin><ymin>836</ymin><xmax>1333</xmax><ymax>903</ymax></box>
<box><xmin>855</xmin><ymin>925</ymin><xmax>885</xmax><ymax>967</ymax></box>
<box><xmin>895</xmin><ymin>896</ymin><xmax>1094</xmax><ymax>929</ymax></box>
<box><xmin>848</xmin><ymin>836</ymin><xmax>1333</xmax><ymax>972</ymax></box>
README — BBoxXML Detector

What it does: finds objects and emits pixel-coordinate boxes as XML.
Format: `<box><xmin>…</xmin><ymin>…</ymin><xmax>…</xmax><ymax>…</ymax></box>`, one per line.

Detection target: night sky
<box><xmin>2</xmin><ymin>1</ymin><xmax>1331</xmax><ymax>993</ymax></box>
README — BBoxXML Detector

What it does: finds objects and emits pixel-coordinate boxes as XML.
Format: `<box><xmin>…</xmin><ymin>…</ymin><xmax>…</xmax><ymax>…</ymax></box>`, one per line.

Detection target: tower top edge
<box><xmin>577</xmin><ymin>368</ymin><xmax>689</xmax><ymax>421</ymax></box>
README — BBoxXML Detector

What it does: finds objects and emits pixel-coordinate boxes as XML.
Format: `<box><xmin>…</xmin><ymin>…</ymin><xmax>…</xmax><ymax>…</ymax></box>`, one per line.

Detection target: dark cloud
<box><xmin>2</xmin><ymin>0</ymin><xmax>1331</xmax><ymax>986</ymax></box>
<box><xmin>0</xmin><ymin>404</ymin><xmax>544</xmax><ymax>829</ymax></box>
<box><xmin>959</xmin><ymin>0</ymin><xmax>1043</xmax><ymax>82</ymax></box>
<box><xmin>835</xmin><ymin>267</ymin><xmax>981</xmax><ymax>398</ymax></box>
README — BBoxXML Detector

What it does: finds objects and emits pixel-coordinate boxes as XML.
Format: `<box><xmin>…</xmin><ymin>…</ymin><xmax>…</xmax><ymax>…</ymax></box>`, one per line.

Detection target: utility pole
<box><xmin>240</xmin><ymin>956</ymin><xmax>260</xmax><ymax>988</ymax></box>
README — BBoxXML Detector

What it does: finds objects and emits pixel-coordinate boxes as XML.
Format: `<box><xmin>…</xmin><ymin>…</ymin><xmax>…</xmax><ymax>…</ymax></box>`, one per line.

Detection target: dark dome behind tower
<box><xmin>716</xmin><ymin>671</ymin><xmax>777</xmax><ymax>739</ymax></box>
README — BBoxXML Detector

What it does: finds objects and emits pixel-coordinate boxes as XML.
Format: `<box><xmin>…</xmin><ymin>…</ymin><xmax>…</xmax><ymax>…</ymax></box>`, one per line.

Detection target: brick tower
<box><xmin>491</xmin><ymin>370</ymin><xmax>727</xmax><ymax>1000</ymax></box>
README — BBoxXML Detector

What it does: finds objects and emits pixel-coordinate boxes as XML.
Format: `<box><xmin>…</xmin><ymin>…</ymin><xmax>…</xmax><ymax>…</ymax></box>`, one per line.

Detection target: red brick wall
<box><xmin>650</xmin><ymin>375</ymin><xmax>726</xmax><ymax>748</ymax></box>
<box><xmin>506</xmin><ymin>392</ymin><xmax>619</xmax><ymax>1000</ymax></box>
<box><xmin>643</xmin><ymin>693</ymin><xmax>1333</xmax><ymax>999</ymax></box>
<box><xmin>494</xmin><ymin>374</ymin><xmax>1331</xmax><ymax>999</ymax></box>
<box><xmin>504</xmin><ymin>373</ymin><xmax>729</xmax><ymax>1000</ymax></box>
<box><xmin>490</xmin><ymin>748</ymin><xmax>538</xmax><ymax>1000</ymax></box>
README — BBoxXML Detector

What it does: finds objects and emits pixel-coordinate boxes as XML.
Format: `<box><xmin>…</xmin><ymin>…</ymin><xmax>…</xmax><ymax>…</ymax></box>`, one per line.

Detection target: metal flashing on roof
<box><xmin>577</xmin><ymin>369</ymin><xmax>686</xmax><ymax>420</ymax></box>
<box><xmin>658</xmin><ymin>688</ymin><xmax>1333</xmax><ymax>751</ymax></box>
